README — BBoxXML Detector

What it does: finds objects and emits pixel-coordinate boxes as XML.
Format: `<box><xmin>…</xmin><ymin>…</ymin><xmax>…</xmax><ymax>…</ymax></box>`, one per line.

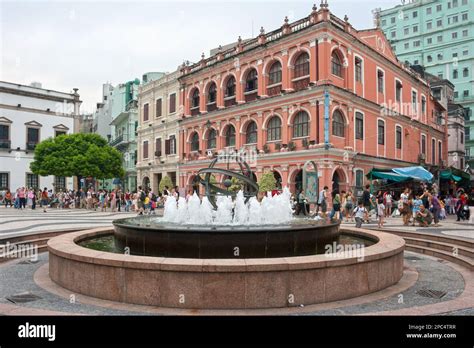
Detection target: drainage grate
<box><xmin>6</xmin><ymin>292</ymin><xmax>42</xmax><ymax>304</ymax></box>
<box><xmin>18</xmin><ymin>259</ymin><xmax>39</xmax><ymax>265</ymax></box>
<box><xmin>416</xmin><ymin>289</ymin><xmax>447</xmax><ymax>299</ymax></box>
<box><xmin>406</xmin><ymin>256</ymin><xmax>421</xmax><ymax>261</ymax></box>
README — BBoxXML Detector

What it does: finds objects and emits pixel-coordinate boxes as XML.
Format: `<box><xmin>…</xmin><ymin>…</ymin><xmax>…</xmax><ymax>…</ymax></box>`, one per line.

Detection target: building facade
<box><xmin>0</xmin><ymin>81</ymin><xmax>81</xmax><ymax>192</ymax></box>
<box><xmin>378</xmin><ymin>0</ymin><xmax>474</xmax><ymax>165</ymax></box>
<box><xmin>137</xmin><ymin>71</ymin><xmax>180</xmax><ymax>192</ymax></box>
<box><xmin>425</xmin><ymin>73</ymin><xmax>466</xmax><ymax>170</ymax></box>
<box><xmin>173</xmin><ymin>3</ymin><xmax>447</xmax><ymax>195</ymax></box>
<box><xmin>109</xmin><ymin>79</ymin><xmax>140</xmax><ymax>192</ymax></box>
<box><xmin>92</xmin><ymin>83</ymin><xmax>114</xmax><ymax>141</ymax></box>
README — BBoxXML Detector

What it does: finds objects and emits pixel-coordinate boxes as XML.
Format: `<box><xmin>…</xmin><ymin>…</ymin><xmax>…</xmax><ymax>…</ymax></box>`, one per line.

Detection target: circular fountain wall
<box><xmin>47</xmin><ymin>227</ymin><xmax>405</xmax><ymax>310</ymax></box>
<box><xmin>113</xmin><ymin>217</ymin><xmax>341</xmax><ymax>258</ymax></box>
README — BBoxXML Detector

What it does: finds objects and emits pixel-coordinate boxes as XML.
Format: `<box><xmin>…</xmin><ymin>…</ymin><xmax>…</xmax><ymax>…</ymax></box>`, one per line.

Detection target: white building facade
<box><xmin>0</xmin><ymin>81</ymin><xmax>81</xmax><ymax>192</ymax></box>
<box><xmin>137</xmin><ymin>71</ymin><xmax>180</xmax><ymax>192</ymax></box>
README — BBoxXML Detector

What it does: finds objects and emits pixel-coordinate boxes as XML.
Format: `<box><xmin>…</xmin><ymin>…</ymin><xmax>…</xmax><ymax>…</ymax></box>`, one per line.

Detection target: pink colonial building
<box><xmin>175</xmin><ymin>2</ymin><xmax>447</xmax><ymax>195</ymax></box>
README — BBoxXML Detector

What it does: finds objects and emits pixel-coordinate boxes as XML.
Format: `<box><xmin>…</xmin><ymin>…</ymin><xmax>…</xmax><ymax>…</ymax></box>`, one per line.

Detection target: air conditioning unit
<box><xmin>418</xmin><ymin>153</ymin><xmax>426</xmax><ymax>163</ymax></box>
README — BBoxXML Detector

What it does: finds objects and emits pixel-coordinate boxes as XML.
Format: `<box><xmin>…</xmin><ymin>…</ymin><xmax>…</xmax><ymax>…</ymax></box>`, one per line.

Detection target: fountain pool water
<box><xmin>109</xmin><ymin>187</ymin><xmax>341</xmax><ymax>258</ymax></box>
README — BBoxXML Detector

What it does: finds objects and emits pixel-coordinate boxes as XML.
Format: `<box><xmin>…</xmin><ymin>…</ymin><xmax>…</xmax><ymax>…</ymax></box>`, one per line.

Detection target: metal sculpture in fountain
<box><xmin>195</xmin><ymin>154</ymin><xmax>259</xmax><ymax>209</ymax></box>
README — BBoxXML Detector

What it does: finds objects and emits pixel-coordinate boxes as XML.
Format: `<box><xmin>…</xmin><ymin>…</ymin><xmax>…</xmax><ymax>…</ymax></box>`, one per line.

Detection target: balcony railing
<box><xmin>190</xmin><ymin>107</ymin><xmax>200</xmax><ymax>116</ymax></box>
<box><xmin>207</xmin><ymin>102</ymin><xmax>218</xmax><ymax>112</ymax></box>
<box><xmin>109</xmin><ymin>134</ymin><xmax>130</xmax><ymax>147</ymax></box>
<box><xmin>224</xmin><ymin>97</ymin><xmax>237</xmax><ymax>107</ymax></box>
<box><xmin>244</xmin><ymin>90</ymin><xmax>258</xmax><ymax>102</ymax></box>
<box><xmin>0</xmin><ymin>140</ymin><xmax>10</xmax><ymax>149</ymax></box>
<box><xmin>26</xmin><ymin>142</ymin><xmax>37</xmax><ymax>150</ymax></box>
<box><xmin>293</xmin><ymin>77</ymin><xmax>310</xmax><ymax>92</ymax></box>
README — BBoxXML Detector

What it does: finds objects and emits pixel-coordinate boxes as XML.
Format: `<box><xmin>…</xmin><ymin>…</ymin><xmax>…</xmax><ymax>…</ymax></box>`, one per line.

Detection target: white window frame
<box><xmin>353</xmin><ymin>109</ymin><xmax>365</xmax><ymax>153</ymax></box>
<box><xmin>376</xmin><ymin>67</ymin><xmax>386</xmax><ymax>104</ymax></box>
<box><xmin>376</xmin><ymin>117</ymin><xmax>386</xmax><ymax>158</ymax></box>
<box><xmin>411</xmin><ymin>88</ymin><xmax>419</xmax><ymax>119</ymax></box>
<box><xmin>395</xmin><ymin>124</ymin><xmax>403</xmax><ymax>159</ymax></box>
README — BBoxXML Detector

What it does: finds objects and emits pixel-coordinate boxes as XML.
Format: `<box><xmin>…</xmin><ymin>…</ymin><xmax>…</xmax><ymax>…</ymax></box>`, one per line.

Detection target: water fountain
<box><xmin>48</xmin><ymin>157</ymin><xmax>405</xmax><ymax>310</ymax></box>
<box><xmin>112</xmin><ymin>157</ymin><xmax>340</xmax><ymax>258</ymax></box>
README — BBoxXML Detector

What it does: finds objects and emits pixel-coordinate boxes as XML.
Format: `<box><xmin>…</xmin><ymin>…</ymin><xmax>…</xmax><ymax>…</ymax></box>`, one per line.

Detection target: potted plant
<box><xmin>275</xmin><ymin>142</ymin><xmax>281</xmax><ymax>151</ymax></box>
<box><xmin>263</xmin><ymin>144</ymin><xmax>270</xmax><ymax>153</ymax></box>
<box><xmin>302</xmin><ymin>138</ymin><xmax>309</xmax><ymax>149</ymax></box>
<box><xmin>288</xmin><ymin>141</ymin><xmax>296</xmax><ymax>151</ymax></box>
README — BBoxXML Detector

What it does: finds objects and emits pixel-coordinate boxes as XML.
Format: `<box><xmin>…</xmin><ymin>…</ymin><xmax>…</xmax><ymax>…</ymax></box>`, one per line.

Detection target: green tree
<box><xmin>159</xmin><ymin>175</ymin><xmax>174</xmax><ymax>193</ymax></box>
<box><xmin>258</xmin><ymin>172</ymin><xmax>277</xmax><ymax>193</ymax></box>
<box><xmin>30</xmin><ymin>133</ymin><xmax>124</xmax><ymax>180</ymax></box>
<box><xmin>228</xmin><ymin>177</ymin><xmax>244</xmax><ymax>192</ymax></box>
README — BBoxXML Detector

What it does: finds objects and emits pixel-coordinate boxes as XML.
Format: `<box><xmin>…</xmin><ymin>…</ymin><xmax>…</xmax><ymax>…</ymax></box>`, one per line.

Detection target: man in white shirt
<box><xmin>353</xmin><ymin>201</ymin><xmax>368</xmax><ymax>228</ymax></box>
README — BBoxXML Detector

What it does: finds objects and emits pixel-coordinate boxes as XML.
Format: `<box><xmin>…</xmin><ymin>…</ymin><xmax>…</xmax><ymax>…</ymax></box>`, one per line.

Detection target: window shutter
<box><xmin>156</xmin><ymin>99</ymin><xmax>162</xmax><ymax>117</ymax></box>
<box><xmin>165</xmin><ymin>139</ymin><xmax>170</xmax><ymax>155</ymax></box>
<box><xmin>144</xmin><ymin>104</ymin><xmax>149</xmax><ymax>121</ymax></box>
<box><xmin>143</xmin><ymin>141</ymin><xmax>149</xmax><ymax>159</ymax></box>
<box><xmin>156</xmin><ymin>138</ymin><xmax>161</xmax><ymax>156</ymax></box>
<box><xmin>170</xmin><ymin>135</ymin><xmax>176</xmax><ymax>154</ymax></box>
<box><xmin>169</xmin><ymin>94</ymin><xmax>176</xmax><ymax>113</ymax></box>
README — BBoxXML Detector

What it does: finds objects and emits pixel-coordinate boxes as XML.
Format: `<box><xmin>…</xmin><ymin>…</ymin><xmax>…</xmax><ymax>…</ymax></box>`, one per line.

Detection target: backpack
<box><xmin>140</xmin><ymin>191</ymin><xmax>146</xmax><ymax>201</ymax></box>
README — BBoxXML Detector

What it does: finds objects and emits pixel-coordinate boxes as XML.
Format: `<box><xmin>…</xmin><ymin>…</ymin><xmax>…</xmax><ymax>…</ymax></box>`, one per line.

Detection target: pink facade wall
<box><xmin>140</xmin><ymin>7</ymin><xmax>448</xmax><ymax>194</ymax></box>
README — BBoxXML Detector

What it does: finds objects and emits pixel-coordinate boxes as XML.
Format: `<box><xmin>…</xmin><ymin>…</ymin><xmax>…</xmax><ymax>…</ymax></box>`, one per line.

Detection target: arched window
<box><xmin>191</xmin><ymin>89</ymin><xmax>200</xmax><ymax>108</ymax></box>
<box><xmin>332</xmin><ymin>110</ymin><xmax>345</xmax><ymax>137</ymax></box>
<box><xmin>294</xmin><ymin>52</ymin><xmax>310</xmax><ymax>78</ymax></box>
<box><xmin>246</xmin><ymin>121</ymin><xmax>258</xmax><ymax>144</ymax></box>
<box><xmin>331</xmin><ymin>51</ymin><xmax>343</xmax><ymax>77</ymax></box>
<box><xmin>207</xmin><ymin>83</ymin><xmax>216</xmax><ymax>104</ymax></box>
<box><xmin>267</xmin><ymin>116</ymin><xmax>281</xmax><ymax>141</ymax></box>
<box><xmin>245</xmin><ymin>69</ymin><xmax>258</xmax><ymax>92</ymax></box>
<box><xmin>207</xmin><ymin>129</ymin><xmax>216</xmax><ymax>149</ymax></box>
<box><xmin>268</xmin><ymin>61</ymin><xmax>282</xmax><ymax>85</ymax></box>
<box><xmin>225</xmin><ymin>76</ymin><xmax>236</xmax><ymax>97</ymax></box>
<box><xmin>225</xmin><ymin>125</ymin><xmax>236</xmax><ymax>147</ymax></box>
<box><xmin>191</xmin><ymin>132</ymin><xmax>199</xmax><ymax>151</ymax></box>
<box><xmin>292</xmin><ymin>111</ymin><xmax>309</xmax><ymax>138</ymax></box>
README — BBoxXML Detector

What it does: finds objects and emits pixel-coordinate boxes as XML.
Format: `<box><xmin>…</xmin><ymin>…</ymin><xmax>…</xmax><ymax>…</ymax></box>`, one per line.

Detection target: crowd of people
<box><xmin>0</xmin><ymin>185</ymin><xmax>183</xmax><ymax>214</ymax></box>
<box><xmin>1</xmin><ymin>183</ymin><xmax>472</xmax><ymax>229</ymax></box>
<box><xmin>293</xmin><ymin>183</ymin><xmax>472</xmax><ymax>229</ymax></box>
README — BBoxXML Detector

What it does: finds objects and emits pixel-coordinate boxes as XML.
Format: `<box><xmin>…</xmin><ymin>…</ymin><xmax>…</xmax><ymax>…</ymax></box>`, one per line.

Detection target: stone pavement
<box><xmin>0</xmin><ymin>206</ymin><xmax>136</xmax><ymax>237</ymax></box>
<box><xmin>0</xmin><ymin>250</ymin><xmax>471</xmax><ymax>315</ymax></box>
<box><xmin>340</xmin><ymin>214</ymin><xmax>474</xmax><ymax>240</ymax></box>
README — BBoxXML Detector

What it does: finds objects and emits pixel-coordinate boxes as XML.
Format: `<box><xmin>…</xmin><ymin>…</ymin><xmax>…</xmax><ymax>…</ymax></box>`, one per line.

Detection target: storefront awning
<box><xmin>367</xmin><ymin>166</ymin><xmax>433</xmax><ymax>183</ymax></box>
<box><xmin>440</xmin><ymin>167</ymin><xmax>470</xmax><ymax>182</ymax></box>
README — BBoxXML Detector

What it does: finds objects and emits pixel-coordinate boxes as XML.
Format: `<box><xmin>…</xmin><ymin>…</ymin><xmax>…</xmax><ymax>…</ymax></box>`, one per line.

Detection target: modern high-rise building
<box><xmin>377</xmin><ymin>0</ymin><xmax>474</xmax><ymax>165</ymax></box>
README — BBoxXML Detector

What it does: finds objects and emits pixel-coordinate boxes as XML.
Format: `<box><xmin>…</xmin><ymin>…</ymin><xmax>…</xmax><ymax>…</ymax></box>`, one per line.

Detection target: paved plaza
<box><xmin>0</xmin><ymin>207</ymin><xmax>136</xmax><ymax>237</ymax></box>
<box><xmin>0</xmin><ymin>207</ymin><xmax>473</xmax><ymax>316</ymax></box>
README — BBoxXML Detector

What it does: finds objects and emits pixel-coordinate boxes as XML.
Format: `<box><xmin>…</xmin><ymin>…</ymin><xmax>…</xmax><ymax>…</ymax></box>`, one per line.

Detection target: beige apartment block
<box><xmin>137</xmin><ymin>71</ymin><xmax>180</xmax><ymax>193</ymax></box>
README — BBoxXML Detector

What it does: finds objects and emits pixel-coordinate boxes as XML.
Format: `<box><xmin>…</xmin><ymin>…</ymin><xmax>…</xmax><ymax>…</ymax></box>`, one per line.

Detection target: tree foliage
<box><xmin>159</xmin><ymin>175</ymin><xmax>174</xmax><ymax>193</ymax></box>
<box><xmin>30</xmin><ymin>133</ymin><xmax>124</xmax><ymax>179</ymax></box>
<box><xmin>228</xmin><ymin>177</ymin><xmax>244</xmax><ymax>192</ymax></box>
<box><xmin>258</xmin><ymin>172</ymin><xmax>277</xmax><ymax>193</ymax></box>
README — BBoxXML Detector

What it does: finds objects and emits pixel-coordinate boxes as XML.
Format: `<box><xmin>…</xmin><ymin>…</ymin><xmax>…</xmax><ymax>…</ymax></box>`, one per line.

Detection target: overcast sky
<box><xmin>1</xmin><ymin>0</ymin><xmax>401</xmax><ymax>113</ymax></box>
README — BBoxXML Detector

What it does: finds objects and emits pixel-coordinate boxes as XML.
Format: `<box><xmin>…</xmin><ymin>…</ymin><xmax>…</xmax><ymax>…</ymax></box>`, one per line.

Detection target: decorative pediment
<box><xmin>0</xmin><ymin>116</ymin><xmax>13</xmax><ymax>124</ymax></box>
<box><xmin>53</xmin><ymin>124</ymin><xmax>69</xmax><ymax>130</ymax></box>
<box><xmin>24</xmin><ymin>120</ymin><xmax>43</xmax><ymax>127</ymax></box>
